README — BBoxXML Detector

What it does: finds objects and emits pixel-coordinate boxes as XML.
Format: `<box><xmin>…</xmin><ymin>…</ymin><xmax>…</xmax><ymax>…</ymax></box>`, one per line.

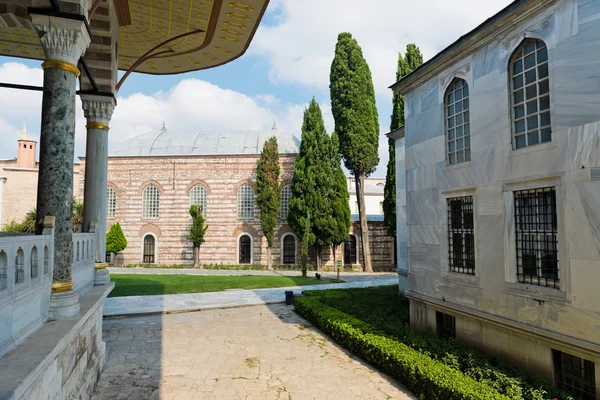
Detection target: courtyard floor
<box><xmin>92</xmin><ymin>304</ymin><xmax>415</xmax><ymax>400</ymax></box>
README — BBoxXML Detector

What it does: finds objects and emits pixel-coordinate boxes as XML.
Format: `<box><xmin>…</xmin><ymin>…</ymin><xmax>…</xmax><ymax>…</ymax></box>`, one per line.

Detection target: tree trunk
<box><xmin>316</xmin><ymin>245</ymin><xmax>322</xmax><ymax>271</ymax></box>
<box><xmin>267</xmin><ymin>247</ymin><xmax>272</xmax><ymax>270</ymax></box>
<box><xmin>193</xmin><ymin>246</ymin><xmax>199</xmax><ymax>269</ymax></box>
<box><xmin>355</xmin><ymin>172</ymin><xmax>373</xmax><ymax>272</ymax></box>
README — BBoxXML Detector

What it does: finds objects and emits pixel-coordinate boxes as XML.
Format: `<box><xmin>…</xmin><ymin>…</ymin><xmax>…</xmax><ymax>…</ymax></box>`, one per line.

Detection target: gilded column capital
<box><xmin>31</xmin><ymin>15</ymin><xmax>91</xmax><ymax>67</ymax></box>
<box><xmin>81</xmin><ymin>95</ymin><xmax>116</xmax><ymax>128</ymax></box>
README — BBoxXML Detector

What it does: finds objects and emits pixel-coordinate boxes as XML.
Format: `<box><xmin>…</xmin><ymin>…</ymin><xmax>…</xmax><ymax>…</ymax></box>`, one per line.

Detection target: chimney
<box><xmin>17</xmin><ymin>118</ymin><xmax>37</xmax><ymax>169</ymax></box>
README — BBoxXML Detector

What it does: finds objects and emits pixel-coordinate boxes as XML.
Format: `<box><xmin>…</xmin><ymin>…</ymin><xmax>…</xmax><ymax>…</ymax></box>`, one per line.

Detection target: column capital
<box><xmin>31</xmin><ymin>15</ymin><xmax>91</xmax><ymax>67</ymax></box>
<box><xmin>81</xmin><ymin>95</ymin><xmax>116</xmax><ymax>128</ymax></box>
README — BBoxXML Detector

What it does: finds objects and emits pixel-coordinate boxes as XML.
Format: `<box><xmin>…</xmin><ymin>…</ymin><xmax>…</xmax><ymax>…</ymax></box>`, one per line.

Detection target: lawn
<box><xmin>108</xmin><ymin>274</ymin><xmax>338</xmax><ymax>297</ymax></box>
<box><xmin>295</xmin><ymin>286</ymin><xmax>572</xmax><ymax>400</ymax></box>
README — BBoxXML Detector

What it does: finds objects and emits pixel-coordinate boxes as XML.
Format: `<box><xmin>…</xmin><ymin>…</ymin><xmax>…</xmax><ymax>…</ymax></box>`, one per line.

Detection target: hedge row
<box><xmin>295</xmin><ymin>296</ymin><xmax>509</xmax><ymax>399</ymax></box>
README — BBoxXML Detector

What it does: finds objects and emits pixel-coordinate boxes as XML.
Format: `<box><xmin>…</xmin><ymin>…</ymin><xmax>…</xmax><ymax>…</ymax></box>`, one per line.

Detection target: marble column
<box><xmin>81</xmin><ymin>95</ymin><xmax>115</xmax><ymax>285</ymax></box>
<box><xmin>31</xmin><ymin>14</ymin><xmax>91</xmax><ymax>319</ymax></box>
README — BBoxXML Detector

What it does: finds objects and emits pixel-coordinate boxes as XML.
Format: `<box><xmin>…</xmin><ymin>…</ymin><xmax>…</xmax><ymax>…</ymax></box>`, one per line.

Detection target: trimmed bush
<box><xmin>296</xmin><ymin>286</ymin><xmax>573</xmax><ymax>400</ymax></box>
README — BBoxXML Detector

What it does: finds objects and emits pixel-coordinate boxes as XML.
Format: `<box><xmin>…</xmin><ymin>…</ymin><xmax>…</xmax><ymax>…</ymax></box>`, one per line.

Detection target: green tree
<box><xmin>186</xmin><ymin>205</ymin><xmax>208</xmax><ymax>268</ymax></box>
<box><xmin>1</xmin><ymin>219</ymin><xmax>23</xmax><ymax>233</ymax></box>
<box><xmin>289</xmin><ymin>98</ymin><xmax>340</xmax><ymax>270</ymax></box>
<box><xmin>106</xmin><ymin>222</ymin><xmax>128</xmax><ymax>261</ymax></box>
<box><xmin>383</xmin><ymin>44</ymin><xmax>423</xmax><ymax>237</ymax></box>
<box><xmin>255</xmin><ymin>137</ymin><xmax>280</xmax><ymax>269</ymax></box>
<box><xmin>330</xmin><ymin>32</ymin><xmax>380</xmax><ymax>272</ymax></box>
<box><xmin>301</xmin><ymin>214</ymin><xmax>310</xmax><ymax>277</ymax></box>
<box><xmin>330</xmin><ymin>132</ymin><xmax>351</xmax><ymax>268</ymax></box>
<box><xmin>72</xmin><ymin>197</ymin><xmax>84</xmax><ymax>233</ymax></box>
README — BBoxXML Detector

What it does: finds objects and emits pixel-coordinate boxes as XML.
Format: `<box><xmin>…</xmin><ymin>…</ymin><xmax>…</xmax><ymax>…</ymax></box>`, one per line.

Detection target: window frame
<box><xmin>237</xmin><ymin>184</ymin><xmax>255</xmax><ymax>221</ymax></box>
<box><xmin>445</xmin><ymin>77</ymin><xmax>471</xmax><ymax>165</ymax></box>
<box><xmin>142</xmin><ymin>184</ymin><xmax>160</xmax><ymax>219</ymax></box>
<box><xmin>107</xmin><ymin>186</ymin><xmax>116</xmax><ymax>219</ymax></box>
<box><xmin>238</xmin><ymin>233</ymin><xmax>253</xmax><ymax>264</ymax></box>
<box><xmin>344</xmin><ymin>234</ymin><xmax>358</xmax><ymax>265</ymax></box>
<box><xmin>279</xmin><ymin>184</ymin><xmax>292</xmax><ymax>220</ymax></box>
<box><xmin>142</xmin><ymin>234</ymin><xmax>157</xmax><ymax>264</ymax></box>
<box><xmin>509</xmin><ymin>38</ymin><xmax>552</xmax><ymax>150</ymax></box>
<box><xmin>281</xmin><ymin>233</ymin><xmax>297</xmax><ymax>265</ymax></box>
<box><xmin>189</xmin><ymin>184</ymin><xmax>208</xmax><ymax>217</ymax></box>
<box><xmin>436</xmin><ymin>311</ymin><xmax>456</xmax><ymax>340</ymax></box>
<box><xmin>553</xmin><ymin>349</ymin><xmax>596</xmax><ymax>400</ymax></box>
<box><xmin>447</xmin><ymin>195</ymin><xmax>475</xmax><ymax>275</ymax></box>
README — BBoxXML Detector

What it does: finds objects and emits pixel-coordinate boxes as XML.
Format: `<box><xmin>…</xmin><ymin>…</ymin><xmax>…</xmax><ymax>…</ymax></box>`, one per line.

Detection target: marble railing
<box><xmin>72</xmin><ymin>232</ymin><xmax>96</xmax><ymax>295</ymax></box>
<box><xmin>0</xmin><ymin>230</ymin><xmax>54</xmax><ymax>358</ymax></box>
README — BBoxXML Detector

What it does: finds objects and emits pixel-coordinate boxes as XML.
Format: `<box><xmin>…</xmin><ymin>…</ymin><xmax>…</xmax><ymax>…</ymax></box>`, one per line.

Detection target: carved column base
<box><xmin>49</xmin><ymin>290</ymin><xmax>80</xmax><ymax>320</ymax></box>
<box><xmin>94</xmin><ymin>263</ymin><xmax>110</xmax><ymax>285</ymax></box>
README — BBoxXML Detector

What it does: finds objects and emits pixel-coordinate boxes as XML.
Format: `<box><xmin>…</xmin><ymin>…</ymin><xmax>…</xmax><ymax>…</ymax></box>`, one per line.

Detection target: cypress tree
<box><xmin>186</xmin><ymin>205</ymin><xmax>208</xmax><ymax>268</ymax></box>
<box><xmin>255</xmin><ymin>137</ymin><xmax>281</xmax><ymax>269</ymax></box>
<box><xmin>330</xmin><ymin>131</ymin><xmax>351</xmax><ymax>267</ymax></box>
<box><xmin>106</xmin><ymin>222</ymin><xmax>128</xmax><ymax>259</ymax></box>
<box><xmin>330</xmin><ymin>32</ymin><xmax>379</xmax><ymax>272</ymax></box>
<box><xmin>383</xmin><ymin>44</ymin><xmax>423</xmax><ymax>236</ymax></box>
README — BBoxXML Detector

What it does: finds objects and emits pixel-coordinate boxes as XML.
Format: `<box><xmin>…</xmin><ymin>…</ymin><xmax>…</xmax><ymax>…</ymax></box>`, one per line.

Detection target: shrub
<box><xmin>106</xmin><ymin>222</ymin><xmax>127</xmax><ymax>254</ymax></box>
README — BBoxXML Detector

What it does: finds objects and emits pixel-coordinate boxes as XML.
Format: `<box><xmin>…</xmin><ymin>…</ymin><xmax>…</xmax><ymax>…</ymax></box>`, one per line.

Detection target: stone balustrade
<box><xmin>72</xmin><ymin>232</ymin><xmax>96</xmax><ymax>295</ymax></box>
<box><xmin>0</xmin><ymin>231</ymin><xmax>54</xmax><ymax>359</ymax></box>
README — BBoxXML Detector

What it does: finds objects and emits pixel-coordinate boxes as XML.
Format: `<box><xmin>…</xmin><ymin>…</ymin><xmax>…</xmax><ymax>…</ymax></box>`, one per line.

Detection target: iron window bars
<box><xmin>436</xmin><ymin>312</ymin><xmax>456</xmax><ymax>340</ymax></box>
<box><xmin>143</xmin><ymin>235</ymin><xmax>155</xmax><ymax>264</ymax></box>
<box><xmin>514</xmin><ymin>187</ymin><xmax>559</xmax><ymax>288</ymax></box>
<box><xmin>283</xmin><ymin>235</ymin><xmax>296</xmax><ymax>264</ymax></box>
<box><xmin>447</xmin><ymin>196</ymin><xmax>475</xmax><ymax>275</ymax></box>
<box><xmin>553</xmin><ymin>350</ymin><xmax>596</xmax><ymax>400</ymax></box>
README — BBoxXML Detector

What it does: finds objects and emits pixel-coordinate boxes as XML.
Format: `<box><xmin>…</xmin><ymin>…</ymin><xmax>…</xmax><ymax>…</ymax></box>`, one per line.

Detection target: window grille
<box><xmin>446</xmin><ymin>78</ymin><xmax>470</xmax><ymax>164</ymax></box>
<box><xmin>510</xmin><ymin>39</ymin><xmax>551</xmax><ymax>149</ymax></box>
<box><xmin>142</xmin><ymin>184</ymin><xmax>160</xmax><ymax>219</ymax></box>
<box><xmin>436</xmin><ymin>312</ymin><xmax>456</xmax><ymax>340</ymax></box>
<box><xmin>280</xmin><ymin>185</ymin><xmax>292</xmax><ymax>220</ymax></box>
<box><xmin>514</xmin><ymin>187</ymin><xmax>559</xmax><ymax>288</ymax></box>
<box><xmin>107</xmin><ymin>186</ymin><xmax>116</xmax><ymax>218</ymax></box>
<box><xmin>553</xmin><ymin>350</ymin><xmax>596</xmax><ymax>400</ymax></box>
<box><xmin>143</xmin><ymin>235</ymin><xmax>155</xmax><ymax>264</ymax></box>
<box><xmin>344</xmin><ymin>236</ymin><xmax>357</xmax><ymax>265</ymax></box>
<box><xmin>447</xmin><ymin>196</ymin><xmax>475</xmax><ymax>275</ymax></box>
<box><xmin>239</xmin><ymin>235</ymin><xmax>251</xmax><ymax>264</ymax></box>
<box><xmin>189</xmin><ymin>184</ymin><xmax>208</xmax><ymax>217</ymax></box>
<box><xmin>283</xmin><ymin>235</ymin><xmax>296</xmax><ymax>264</ymax></box>
<box><xmin>237</xmin><ymin>184</ymin><xmax>255</xmax><ymax>220</ymax></box>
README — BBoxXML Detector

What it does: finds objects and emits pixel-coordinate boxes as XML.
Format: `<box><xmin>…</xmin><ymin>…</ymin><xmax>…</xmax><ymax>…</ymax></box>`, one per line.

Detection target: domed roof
<box><xmin>111</xmin><ymin>125</ymin><xmax>300</xmax><ymax>157</ymax></box>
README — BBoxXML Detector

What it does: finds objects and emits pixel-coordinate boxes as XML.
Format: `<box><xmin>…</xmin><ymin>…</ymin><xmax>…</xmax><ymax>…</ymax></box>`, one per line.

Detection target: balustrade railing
<box><xmin>72</xmin><ymin>232</ymin><xmax>96</xmax><ymax>295</ymax></box>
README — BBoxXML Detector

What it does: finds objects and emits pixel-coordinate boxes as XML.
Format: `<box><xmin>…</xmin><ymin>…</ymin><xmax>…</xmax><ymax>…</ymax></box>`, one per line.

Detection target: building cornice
<box><xmin>390</xmin><ymin>0</ymin><xmax>558</xmax><ymax>94</ymax></box>
<box><xmin>386</xmin><ymin>127</ymin><xmax>405</xmax><ymax>140</ymax></box>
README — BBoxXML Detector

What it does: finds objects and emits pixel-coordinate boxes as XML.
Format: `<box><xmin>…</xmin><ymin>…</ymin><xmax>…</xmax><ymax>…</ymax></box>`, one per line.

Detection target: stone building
<box><xmin>73</xmin><ymin>124</ymin><xmax>395</xmax><ymax>270</ymax></box>
<box><xmin>389</xmin><ymin>0</ymin><xmax>600</xmax><ymax>398</ymax></box>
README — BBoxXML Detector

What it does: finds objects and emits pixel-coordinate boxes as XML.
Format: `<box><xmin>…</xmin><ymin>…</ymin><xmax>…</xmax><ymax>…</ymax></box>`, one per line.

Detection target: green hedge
<box><xmin>296</xmin><ymin>287</ymin><xmax>574</xmax><ymax>400</ymax></box>
<box><xmin>295</xmin><ymin>296</ymin><xmax>509</xmax><ymax>399</ymax></box>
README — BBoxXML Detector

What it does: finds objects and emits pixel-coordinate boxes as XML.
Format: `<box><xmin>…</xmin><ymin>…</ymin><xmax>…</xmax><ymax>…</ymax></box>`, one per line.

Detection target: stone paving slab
<box><xmin>92</xmin><ymin>304</ymin><xmax>416</xmax><ymax>400</ymax></box>
<box><xmin>103</xmin><ymin>278</ymin><xmax>398</xmax><ymax>318</ymax></box>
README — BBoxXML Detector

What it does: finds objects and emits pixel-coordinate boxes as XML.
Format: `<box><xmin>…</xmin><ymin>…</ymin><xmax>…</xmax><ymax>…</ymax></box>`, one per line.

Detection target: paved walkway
<box><xmin>93</xmin><ymin>304</ymin><xmax>416</xmax><ymax>400</ymax></box>
<box><xmin>104</xmin><ymin>276</ymin><xmax>397</xmax><ymax>318</ymax></box>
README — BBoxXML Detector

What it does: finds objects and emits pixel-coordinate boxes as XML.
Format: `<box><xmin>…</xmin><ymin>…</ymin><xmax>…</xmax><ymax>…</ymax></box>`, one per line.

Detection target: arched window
<box><xmin>143</xmin><ymin>235</ymin><xmax>156</xmax><ymax>264</ymax></box>
<box><xmin>142</xmin><ymin>184</ymin><xmax>160</xmax><ymax>219</ymax></box>
<box><xmin>107</xmin><ymin>186</ymin><xmax>116</xmax><ymax>218</ymax></box>
<box><xmin>15</xmin><ymin>248</ymin><xmax>24</xmax><ymax>284</ymax></box>
<box><xmin>344</xmin><ymin>235</ymin><xmax>357</xmax><ymax>265</ymax></box>
<box><xmin>510</xmin><ymin>39</ymin><xmax>551</xmax><ymax>149</ymax></box>
<box><xmin>189</xmin><ymin>184</ymin><xmax>208</xmax><ymax>217</ymax></box>
<box><xmin>31</xmin><ymin>246</ymin><xmax>38</xmax><ymax>279</ymax></box>
<box><xmin>279</xmin><ymin>184</ymin><xmax>292</xmax><ymax>220</ymax></box>
<box><xmin>446</xmin><ymin>78</ymin><xmax>470</xmax><ymax>165</ymax></box>
<box><xmin>239</xmin><ymin>234</ymin><xmax>252</xmax><ymax>264</ymax></box>
<box><xmin>282</xmin><ymin>234</ymin><xmax>296</xmax><ymax>264</ymax></box>
<box><xmin>237</xmin><ymin>184</ymin><xmax>255</xmax><ymax>220</ymax></box>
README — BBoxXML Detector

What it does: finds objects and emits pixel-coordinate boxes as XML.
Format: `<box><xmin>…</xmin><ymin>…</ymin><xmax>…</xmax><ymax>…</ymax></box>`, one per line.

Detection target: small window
<box><xmin>279</xmin><ymin>185</ymin><xmax>292</xmax><ymax>220</ymax></box>
<box><xmin>107</xmin><ymin>186</ymin><xmax>116</xmax><ymax>219</ymax></box>
<box><xmin>510</xmin><ymin>39</ymin><xmax>551</xmax><ymax>149</ymax></box>
<box><xmin>436</xmin><ymin>311</ymin><xmax>456</xmax><ymax>340</ymax></box>
<box><xmin>282</xmin><ymin>234</ymin><xmax>296</xmax><ymax>264</ymax></box>
<box><xmin>239</xmin><ymin>235</ymin><xmax>252</xmax><ymax>264</ymax></box>
<box><xmin>514</xmin><ymin>187</ymin><xmax>558</xmax><ymax>288</ymax></box>
<box><xmin>190</xmin><ymin>184</ymin><xmax>208</xmax><ymax>217</ymax></box>
<box><xmin>344</xmin><ymin>235</ymin><xmax>357</xmax><ymax>265</ymax></box>
<box><xmin>553</xmin><ymin>350</ymin><xmax>596</xmax><ymax>400</ymax></box>
<box><xmin>143</xmin><ymin>235</ymin><xmax>155</xmax><ymax>264</ymax></box>
<box><xmin>142</xmin><ymin>184</ymin><xmax>160</xmax><ymax>219</ymax></box>
<box><xmin>446</xmin><ymin>78</ymin><xmax>471</xmax><ymax>164</ymax></box>
<box><xmin>447</xmin><ymin>196</ymin><xmax>475</xmax><ymax>275</ymax></box>
<box><xmin>237</xmin><ymin>184</ymin><xmax>255</xmax><ymax>220</ymax></box>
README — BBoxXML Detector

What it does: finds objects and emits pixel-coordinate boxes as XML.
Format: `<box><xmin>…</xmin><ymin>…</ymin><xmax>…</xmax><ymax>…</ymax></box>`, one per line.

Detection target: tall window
<box><xmin>553</xmin><ymin>350</ymin><xmax>596</xmax><ymax>400</ymax></box>
<box><xmin>447</xmin><ymin>196</ymin><xmax>475</xmax><ymax>275</ymax></box>
<box><xmin>189</xmin><ymin>184</ymin><xmax>208</xmax><ymax>217</ymax></box>
<box><xmin>510</xmin><ymin>39</ymin><xmax>551</xmax><ymax>149</ymax></box>
<box><xmin>514</xmin><ymin>187</ymin><xmax>558</xmax><ymax>288</ymax></box>
<box><xmin>344</xmin><ymin>235</ymin><xmax>357</xmax><ymax>265</ymax></box>
<box><xmin>142</xmin><ymin>184</ymin><xmax>160</xmax><ymax>219</ymax></box>
<box><xmin>280</xmin><ymin>184</ymin><xmax>292</xmax><ymax>220</ymax></box>
<box><xmin>143</xmin><ymin>235</ymin><xmax>155</xmax><ymax>264</ymax></box>
<box><xmin>436</xmin><ymin>312</ymin><xmax>456</xmax><ymax>340</ymax></box>
<box><xmin>237</xmin><ymin>184</ymin><xmax>255</xmax><ymax>220</ymax></box>
<box><xmin>282</xmin><ymin>234</ymin><xmax>296</xmax><ymax>264</ymax></box>
<box><xmin>107</xmin><ymin>186</ymin><xmax>116</xmax><ymax>218</ymax></box>
<box><xmin>446</xmin><ymin>78</ymin><xmax>470</xmax><ymax>165</ymax></box>
<box><xmin>239</xmin><ymin>234</ymin><xmax>251</xmax><ymax>264</ymax></box>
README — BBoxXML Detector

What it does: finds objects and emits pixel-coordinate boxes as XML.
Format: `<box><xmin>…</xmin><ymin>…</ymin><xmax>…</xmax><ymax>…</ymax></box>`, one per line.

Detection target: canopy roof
<box><xmin>0</xmin><ymin>0</ymin><xmax>269</xmax><ymax>75</ymax></box>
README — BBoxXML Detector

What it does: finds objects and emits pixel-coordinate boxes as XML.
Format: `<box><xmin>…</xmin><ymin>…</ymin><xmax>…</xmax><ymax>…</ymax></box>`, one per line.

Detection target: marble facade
<box><xmin>391</xmin><ymin>0</ymin><xmax>600</xmax><ymax>395</ymax></box>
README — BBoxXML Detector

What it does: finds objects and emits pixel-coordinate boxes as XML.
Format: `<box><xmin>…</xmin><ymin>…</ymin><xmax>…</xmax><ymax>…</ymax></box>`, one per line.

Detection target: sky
<box><xmin>0</xmin><ymin>0</ymin><xmax>513</xmax><ymax>178</ymax></box>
